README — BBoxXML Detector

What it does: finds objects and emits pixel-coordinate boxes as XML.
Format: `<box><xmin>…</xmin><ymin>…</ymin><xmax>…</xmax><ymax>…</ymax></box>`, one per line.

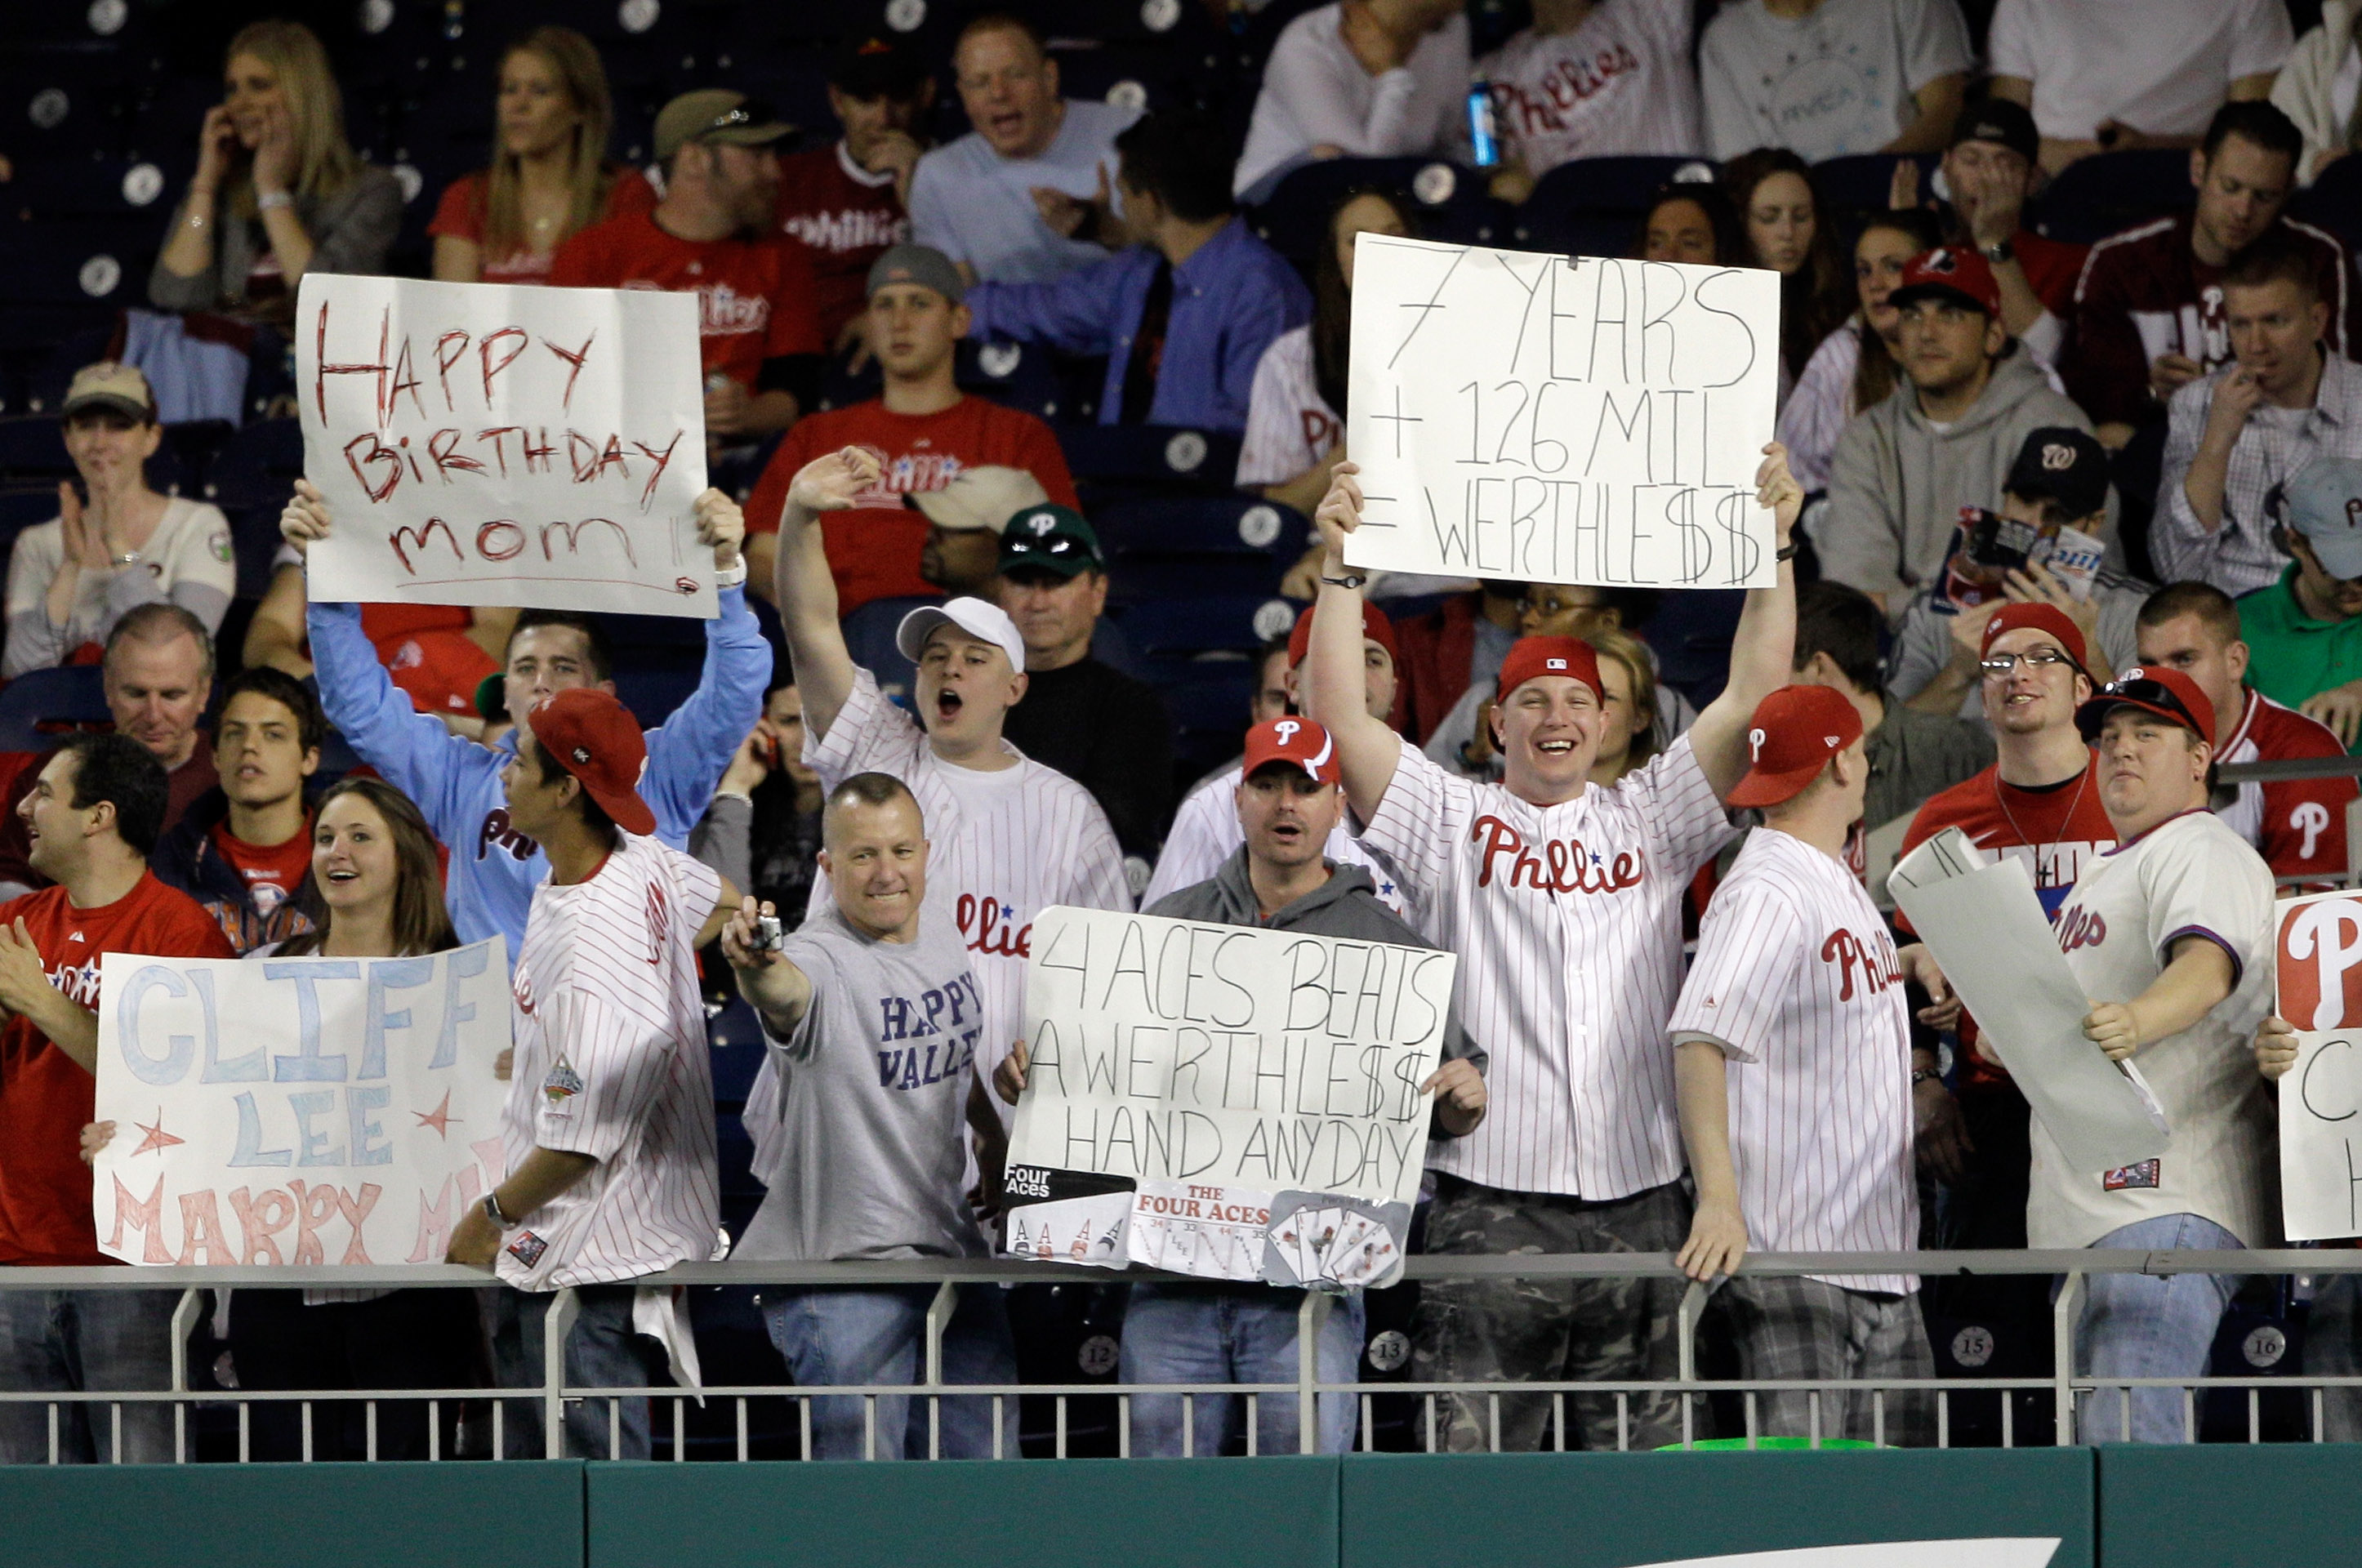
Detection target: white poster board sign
<box><xmin>1889</xmin><ymin>830</ymin><xmax>2168</xmax><ymax>1174</ymax></box>
<box><xmin>296</xmin><ymin>274</ymin><xmax>712</xmax><ymax>616</ymax></box>
<box><xmin>90</xmin><ymin>939</ymin><xmax>512</xmax><ymax>1267</ymax></box>
<box><xmin>1343</xmin><ymin>234</ymin><xmax>1780</xmax><ymax>588</ymax></box>
<box><xmin>1003</xmin><ymin>907</ymin><xmax>1454</xmax><ymax>1286</ymax></box>
<box><xmin>2275</xmin><ymin>891</ymin><xmax>2362</xmax><ymax>1240</ymax></box>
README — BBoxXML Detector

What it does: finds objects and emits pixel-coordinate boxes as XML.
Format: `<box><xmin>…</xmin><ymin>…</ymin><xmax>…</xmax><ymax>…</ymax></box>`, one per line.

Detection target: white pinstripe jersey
<box><xmin>805</xmin><ymin>669</ymin><xmax>1132</xmax><ymax>1084</ymax></box>
<box><xmin>498</xmin><ymin>833</ymin><xmax>723</xmax><ymax>1290</ymax></box>
<box><xmin>1365</xmin><ymin>735</ymin><xmax>1735</xmax><ymax>1198</ymax></box>
<box><xmin>1143</xmin><ymin>761</ymin><xmax>1409</xmax><ymax>915</ymax></box>
<box><xmin>1670</xmin><ymin>827</ymin><xmax>1916</xmax><ymax>1294</ymax></box>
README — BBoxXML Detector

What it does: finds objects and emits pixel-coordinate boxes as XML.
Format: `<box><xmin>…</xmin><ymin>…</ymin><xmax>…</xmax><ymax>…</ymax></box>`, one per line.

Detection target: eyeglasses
<box><xmin>1978</xmin><ymin>648</ymin><xmax>2075</xmax><ymax>679</ymax></box>
<box><xmin>1517</xmin><ymin>595</ymin><xmax>1603</xmax><ymax>617</ymax></box>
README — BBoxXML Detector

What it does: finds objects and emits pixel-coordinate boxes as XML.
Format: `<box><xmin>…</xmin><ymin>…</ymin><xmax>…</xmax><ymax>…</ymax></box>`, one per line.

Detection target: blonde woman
<box><xmin>150</xmin><ymin>19</ymin><xmax>402</xmax><ymax>319</ymax></box>
<box><xmin>430</xmin><ymin>26</ymin><xmax>656</xmax><ymax>284</ymax></box>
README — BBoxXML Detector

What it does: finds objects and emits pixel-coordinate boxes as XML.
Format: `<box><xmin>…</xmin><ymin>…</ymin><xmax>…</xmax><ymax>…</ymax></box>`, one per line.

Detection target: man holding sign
<box><xmin>1301</xmin><ymin>444</ymin><xmax>1802</xmax><ymax>1452</ymax></box>
<box><xmin>2036</xmin><ymin>667</ymin><xmax>2274</xmax><ymax>1443</ymax></box>
<box><xmin>0</xmin><ymin>734</ymin><xmax>234</xmax><ymax>1463</ymax></box>
<box><xmin>280</xmin><ymin>480</ymin><xmax>767</xmax><ymax>969</ymax></box>
<box><xmin>996</xmin><ymin>717</ymin><xmax>1486</xmax><ymax>1457</ymax></box>
<box><xmin>443</xmin><ymin>689</ymin><xmax>738</xmax><ymax>1459</ymax></box>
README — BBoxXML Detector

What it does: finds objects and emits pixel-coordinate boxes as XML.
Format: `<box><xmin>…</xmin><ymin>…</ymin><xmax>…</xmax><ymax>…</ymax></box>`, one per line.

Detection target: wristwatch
<box><xmin>1910</xmin><ymin>1067</ymin><xmax>1941</xmax><ymax>1088</ymax></box>
<box><xmin>111</xmin><ymin>551</ymin><xmax>141</xmax><ymax>568</ymax></box>
<box><xmin>713</xmin><ymin>558</ymin><xmax>748</xmax><ymax>588</ymax></box>
<box><xmin>481</xmin><ymin>1191</ymin><xmax>512</xmax><ymax>1228</ymax></box>
<box><xmin>1980</xmin><ymin>238</ymin><xmax>2014</xmax><ymax>265</ymax></box>
<box><xmin>1320</xmin><ymin>572</ymin><xmax>1368</xmax><ymax>591</ymax></box>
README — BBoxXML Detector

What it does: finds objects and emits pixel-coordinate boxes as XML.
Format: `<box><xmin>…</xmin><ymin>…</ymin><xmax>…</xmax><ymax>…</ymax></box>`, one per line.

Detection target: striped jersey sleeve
<box><xmin>1362</xmin><ymin>738</ymin><xmax>1477</xmax><ymax>904</ymax></box>
<box><xmin>804</xmin><ymin>667</ymin><xmax>925</xmax><ymax>791</ymax></box>
<box><xmin>1669</xmin><ymin>877</ymin><xmax>1804</xmax><ymax>1065</ymax></box>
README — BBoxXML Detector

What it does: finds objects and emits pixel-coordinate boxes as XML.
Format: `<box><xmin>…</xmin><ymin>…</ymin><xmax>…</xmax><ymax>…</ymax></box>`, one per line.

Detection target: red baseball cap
<box><xmin>1242</xmin><ymin>717</ymin><xmax>1337</xmax><ymax>784</ymax></box>
<box><xmin>2075</xmin><ymin>665</ymin><xmax>2216</xmax><ymax>746</ymax></box>
<box><xmin>1287</xmin><ymin>601</ymin><xmax>1397</xmax><ymax>668</ymax></box>
<box><xmin>526</xmin><ymin>688</ymin><xmax>657</xmax><ymax>836</ymax></box>
<box><xmin>1726</xmin><ymin>684</ymin><xmax>1865</xmax><ymax>808</ymax></box>
<box><xmin>1892</xmin><ymin>247</ymin><xmax>2002</xmax><ymax>318</ymax></box>
<box><xmin>1978</xmin><ymin>601</ymin><xmax>2087</xmax><ymax>668</ymax></box>
<box><xmin>1495</xmin><ymin>635</ymin><xmax>1604</xmax><ymax>705</ymax></box>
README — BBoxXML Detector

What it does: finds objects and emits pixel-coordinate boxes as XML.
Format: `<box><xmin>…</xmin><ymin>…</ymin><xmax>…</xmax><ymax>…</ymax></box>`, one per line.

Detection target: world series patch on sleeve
<box><xmin>1001</xmin><ymin>907</ymin><xmax>1454</xmax><ymax>1290</ymax></box>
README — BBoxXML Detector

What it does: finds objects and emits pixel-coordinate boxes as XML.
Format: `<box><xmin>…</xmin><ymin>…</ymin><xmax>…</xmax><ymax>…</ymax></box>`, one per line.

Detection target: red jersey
<box><xmin>746</xmin><ymin>395</ymin><xmax>1081</xmax><ymax>612</ymax></box>
<box><xmin>2012</xmin><ymin>228</ymin><xmax>2087</xmax><ymax>318</ymax></box>
<box><xmin>547</xmin><ymin>209</ymin><xmax>823</xmax><ymax>389</ymax></box>
<box><xmin>2215</xmin><ymin>686</ymin><xmax>2358</xmax><ymax>886</ymax></box>
<box><xmin>207</xmin><ymin>817</ymin><xmax>314</xmax><ymax>922</ymax></box>
<box><xmin>361</xmin><ymin>604</ymin><xmax>497</xmax><ymax>717</ymax></box>
<box><xmin>0</xmin><ymin>871</ymin><xmax>235</xmax><ymax>1265</ymax></box>
<box><xmin>2063</xmin><ymin>212</ymin><xmax>2358</xmax><ymax>428</ymax></box>
<box><xmin>428</xmin><ymin>166</ymin><xmax>659</xmax><ymax>286</ymax></box>
<box><xmin>1897</xmin><ymin>756</ymin><xmax>2118</xmax><ymax>1093</ymax></box>
<box><xmin>776</xmin><ymin>141</ymin><xmax>909</xmax><ymax>344</ymax></box>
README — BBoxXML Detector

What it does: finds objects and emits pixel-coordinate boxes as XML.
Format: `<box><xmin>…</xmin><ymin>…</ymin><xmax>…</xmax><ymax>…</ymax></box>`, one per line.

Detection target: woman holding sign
<box><xmin>85</xmin><ymin>778</ymin><xmax>483</xmax><ymax>1463</ymax></box>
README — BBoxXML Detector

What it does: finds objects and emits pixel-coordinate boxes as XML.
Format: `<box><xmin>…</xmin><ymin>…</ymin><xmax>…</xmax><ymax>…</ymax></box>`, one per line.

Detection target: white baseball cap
<box><xmin>895</xmin><ymin>596</ymin><xmax>1027</xmax><ymax>674</ymax></box>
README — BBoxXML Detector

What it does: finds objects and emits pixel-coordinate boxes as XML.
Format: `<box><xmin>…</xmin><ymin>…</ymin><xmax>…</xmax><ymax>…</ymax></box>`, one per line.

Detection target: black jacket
<box><xmin>150</xmin><ymin>786</ymin><xmax>324</xmax><ymax>955</ymax></box>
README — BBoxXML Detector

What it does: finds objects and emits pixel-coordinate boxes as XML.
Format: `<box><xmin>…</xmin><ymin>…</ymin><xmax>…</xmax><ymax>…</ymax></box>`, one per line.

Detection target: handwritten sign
<box><xmin>296</xmin><ymin>274</ymin><xmax>712</xmax><ymax>617</ymax></box>
<box><xmin>90</xmin><ymin>940</ymin><xmax>512</xmax><ymax>1267</ymax></box>
<box><xmin>1343</xmin><ymin>234</ymin><xmax>1780</xmax><ymax>588</ymax></box>
<box><xmin>1002</xmin><ymin>907</ymin><xmax>1452</xmax><ymax>1286</ymax></box>
<box><xmin>2276</xmin><ymin>892</ymin><xmax>2362</xmax><ymax>1241</ymax></box>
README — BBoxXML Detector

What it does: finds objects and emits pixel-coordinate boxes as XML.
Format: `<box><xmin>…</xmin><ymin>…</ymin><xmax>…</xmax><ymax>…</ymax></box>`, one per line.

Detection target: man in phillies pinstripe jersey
<box><xmin>1672</xmin><ymin>683</ymin><xmax>1931</xmax><ymax>1445</ymax></box>
<box><xmin>1302</xmin><ymin>443</ymin><xmax>1805</xmax><ymax>1452</ymax></box>
<box><xmin>446</xmin><ymin>688</ymin><xmax>738</xmax><ymax>1459</ymax></box>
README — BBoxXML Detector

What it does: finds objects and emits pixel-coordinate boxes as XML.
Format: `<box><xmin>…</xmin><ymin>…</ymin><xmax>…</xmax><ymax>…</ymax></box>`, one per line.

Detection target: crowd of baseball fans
<box><xmin>3</xmin><ymin>0</ymin><xmax>2362</xmax><ymax>1464</ymax></box>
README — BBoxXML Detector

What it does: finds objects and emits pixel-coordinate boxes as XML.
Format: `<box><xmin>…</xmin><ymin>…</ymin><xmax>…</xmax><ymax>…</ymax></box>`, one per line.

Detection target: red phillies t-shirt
<box><xmin>745</xmin><ymin>395</ymin><xmax>1082</xmax><ymax>612</ymax></box>
<box><xmin>777</xmin><ymin>142</ymin><xmax>909</xmax><ymax>344</ymax></box>
<box><xmin>208</xmin><ymin>818</ymin><xmax>315</xmax><ymax>922</ymax></box>
<box><xmin>2012</xmin><ymin>228</ymin><xmax>2088</xmax><ymax>318</ymax></box>
<box><xmin>0</xmin><ymin>871</ymin><xmax>236</xmax><ymax>1265</ymax></box>
<box><xmin>1897</xmin><ymin>757</ymin><xmax>2117</xmax><ymax>1092</ymax></box>
<box><xmin>428</xmin><ymin>167</ymin><xmax>659</xmax><ymax>285</ymax></box>
<box><xmin>361</xmin><ymin>604</ymin><xmax>497</xmax><ymax>717</ymax></box>
<box><xmin>547</xmin><ymin>210</ymin><xmax>823</xmax><ymax>388</ymax></box>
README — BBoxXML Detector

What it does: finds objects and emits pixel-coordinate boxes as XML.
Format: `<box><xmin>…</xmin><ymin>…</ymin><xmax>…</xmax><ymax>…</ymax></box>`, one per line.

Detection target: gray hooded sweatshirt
<box><xmin>1821</xmin><ymin>346</ymin><xmax>2101</xmax><ymax>605</ymax></box>
<box><xmin>1148</xmin><ymin>849</ymin><xmax>1486</xmax><ymax>1136</ymax></box>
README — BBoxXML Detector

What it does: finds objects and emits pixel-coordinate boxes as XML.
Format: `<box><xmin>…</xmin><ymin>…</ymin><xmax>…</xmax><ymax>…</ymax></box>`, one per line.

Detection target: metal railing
<box><xmin>7</xmin><ymin>1249</ymin><xmax>2362</xmax><ymax>1463</ymax></box>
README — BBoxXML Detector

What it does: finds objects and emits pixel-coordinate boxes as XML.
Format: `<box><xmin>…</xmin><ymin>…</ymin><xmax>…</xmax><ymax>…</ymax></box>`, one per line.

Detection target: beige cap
<box><xmin>61</xmin><ymin>361</ymin><xmax>154</xmax><ymax>423</ymax></box>
<box><xmin>906</xmin><ymin>466</ymin><xmax>1052</xmax><ymax>534</ymax></box>
<box><xmin>654</xmin><ymin>89</ymin><xmax>794</xmax><ymax>162</ymax></box>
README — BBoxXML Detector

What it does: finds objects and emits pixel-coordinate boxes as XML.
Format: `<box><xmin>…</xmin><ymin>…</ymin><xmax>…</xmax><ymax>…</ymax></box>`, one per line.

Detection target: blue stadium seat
<box><xmin>203</xmin><ymin>417</ymin><xmax>303</xmax><ymax>513</ymax></box>
<box><xmin>1643</xmin><ymin>586</ymin><xmax>1745</xmax><ymax>710</ymax></box>
<box><xmin>1812</xmin><ymin>152</ymin><xmax>1934</xmax><ymax>217</ymax></box>
<box><xmin>708</xmin><ymin>996</ymin><xmax>769</xmax><ymax>1106</ymax></box>
<box><xmin>0</xmin><ymin>417</ymin><xmax>73</xmax><ymax>482</ymax></box>
<box><xmin>2028</xmin><ymin>149</ymin><xmax>2195</xmax><ymax>247</ymax></box>
<box><xmin>841</xmin><ymin>593</ymin><xmax>936</xmax><ymax>700</ymax></box>
<box><xmin>2293</xmin><ymin>154</ymin><xmax>2362</xmax><ymax>252</ymax></box>
<box><xmin>0</xmin><ymin>218</ymin><xmax>153</xmax><ymax>307</ymax></box>
<box><xmin>1156</xmin><ymin>664</ymin><xmax>1257</xmax><ymax>778</ymax></box>
<box><xmin>6</xmin><ymin>153</ymin><xmax>181</xmax><ymax>221</ymax></box>
<box><xmin>1251</xmin><ymin>156</ymin><xmax>1504</xmax><ymax>266</ymax></box>
<box><xmin>1514</xmin><ymin>155</ymin><xmax>1712</xmax><ymax>253</ymax></box>
<box><xmin>613</xmin><ymin>655</ymin><xmax>703</xmax><ymax>731</ymax></box>
<box><xmin>1057</xmin><ymin>424</ymin><xmax>1240</xmax><ymax>489</ymax></box>
<box><xmin>0</xmin><ymin>665</ymin><xmax>109</xmax><ymax>753</ymax></box>
<box><xmin>1113</xmin><ymin>591</ymin><xmax>1296</xmax><ymax>663</ymax></box>
<box><xmin>1095</xmin><ymin>492</ymin><xmax>1308</xmax><ymax>600</ymax></box>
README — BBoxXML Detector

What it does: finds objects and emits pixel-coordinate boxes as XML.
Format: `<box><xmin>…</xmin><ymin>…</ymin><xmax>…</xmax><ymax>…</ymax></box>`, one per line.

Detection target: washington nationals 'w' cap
<box><xmin>1726</xmin><ymin>684</ymin><xmax>1865</xmax><ymax>808</ymax></box>
<box><xmin>1243</xmin><ymin>717</ymin><xmax>1337</xmax><ymax>784</ymax></box>
<box><xmin>527</xmin><ymin>688</ymin><xmax>656</xmax><ymax>836</ymax></box>
<box><xmin>1494</xmin><ymin>635</ymin><xmax>1604</xmax><ymax>705</ymax></box>
<box><xmin>2004</xmin><ymin>426</ymin><xmax>2110</xmax><ymax>520</ymax></box>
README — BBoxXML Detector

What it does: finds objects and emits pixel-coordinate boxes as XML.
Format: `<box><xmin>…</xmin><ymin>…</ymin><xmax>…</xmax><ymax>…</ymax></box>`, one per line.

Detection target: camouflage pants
<box><xmin>1411</xmin><ymin>1174</ymin><xmax>1693</xmax><ymax>1452</ymax></box>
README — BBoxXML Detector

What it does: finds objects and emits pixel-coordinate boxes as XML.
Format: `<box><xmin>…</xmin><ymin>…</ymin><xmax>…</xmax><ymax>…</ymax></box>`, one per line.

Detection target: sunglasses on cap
<box><xmin>1004</xmin><ymin>534</ymin><xmax>1095</xmax><ymax>563</ymax></box>
<box><xmin>2080</xmin><ymin>675</ymin><xmax>2204</xmax><ymax>739</ymax></box>
<box><xmin>698</xmin><ymin>99</ymin><xmax>781</xmax><ymax>137</ymax></box>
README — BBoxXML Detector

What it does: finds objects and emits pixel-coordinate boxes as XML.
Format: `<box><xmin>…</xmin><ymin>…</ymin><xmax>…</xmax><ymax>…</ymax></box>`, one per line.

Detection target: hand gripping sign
<box><xmin>2276</xmin><ymin>892</ymin><xmax>2362</xmax><ymax>1240</ymax></box>
<box><xmin>1341</xmin><ymin>234</ymin><xmax>1781</xmax><ymax>589</ymax></box>
<box><xmin>296</xmin><ymin>274</ymin><xmax>714</xmax><ymax>617</ymax></box>
<box><xmin>1001</xmin><ymin>907</ymin><xmax>1455</xmax><ymax>1288</ymax></box>
<box><xmin>91</xmin><ymin>940</ymin><xmax>512</xmax><ymax>1267</ymax></box>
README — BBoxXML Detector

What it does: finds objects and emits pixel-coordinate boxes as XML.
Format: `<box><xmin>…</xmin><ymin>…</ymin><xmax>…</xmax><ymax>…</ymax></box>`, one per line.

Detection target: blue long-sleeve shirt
<box><xmin>307</xmin><ymin>586</ymin><xmax>769</xmax><ymax>966</ymax></box>
<box><xmin>961</xmin><ymin>218</ymin><xmax>1311</xmax><ymax>434</ymax></box>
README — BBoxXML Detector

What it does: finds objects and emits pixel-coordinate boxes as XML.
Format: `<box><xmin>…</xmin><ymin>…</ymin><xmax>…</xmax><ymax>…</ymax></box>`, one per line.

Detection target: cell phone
<box><xmin>753</xmin><ymin>913</ymin><xmax>785</xmax><ymax>952</ymax></box>
<box><xmin>1962</xmin><ymin>507</ymin><xmax>2042</xmax><ymax>575</ymax></box>
<box><xmin>1466</xmin><ymin>84</ymin><xmax>1499</xmax><ymax>169</ymax></box>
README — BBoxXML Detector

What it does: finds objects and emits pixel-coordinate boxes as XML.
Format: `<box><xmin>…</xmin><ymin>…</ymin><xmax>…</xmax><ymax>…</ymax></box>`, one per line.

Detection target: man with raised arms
<box><xmin>1301</xmin><ymin>444</ymin><xmax>1803</xmax><ymax>1452</ymax></box>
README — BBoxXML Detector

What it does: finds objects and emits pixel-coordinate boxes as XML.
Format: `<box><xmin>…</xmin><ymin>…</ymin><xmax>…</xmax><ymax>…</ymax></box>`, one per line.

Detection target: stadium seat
<box><xmin>1642</xmin><ymin>586</ymin><xmax>1745</xmax><ymax>709</ymax></box>
<box><xmin>1251</xmin><ymin>156</ymin><xmax>1504</xmax><ymax>267</ymax></box>
<box><xmin>0</xmin><ymin>217</ymin><xmax>154</xmax><ymax>308</ymax></box>
<box><xmin>841</xmin><ymin>592</ymin><xmax>936</xmax><ymax>699</ymax></box>
<box><xmin>1155</xmin><ymin>662</ymin><xmax>1257</xmax><ymax>780</ymax></box>
<box><xmin>1113</xmin><ymin>591</ymin><xmax>1295</xmax><ymax>663</ymax></box>
<box><xmin>1812</xmin><ymin>152</ymin><xmax>1933</xmax><ymax>218</ymax></box>
<box><xmin>1515</xmin><ymin>155</ymin><xmax>1710</xmax><ymax>252</ymax></box>
<box><xmin>2027</xmin><ymin>148</ymin><xmax>2195</xmax><ymax>247</ymax></box>
<box><xmin>2293</xmin><ymin>154</ymin><xmax>2362</xmax><ymax>252</ymax></box>
<box><xmin>1057</xmin><ymin>424</ymin><xmax>1240</xmax><ymax>490</ymax></box>
<box><xmin>1095</xmin><ymin>492</ymin><xmax>1308</xmax><ymax>600</ymax></box>
<box><xmin>708</xmin><ymin>996</ymin><xmax>769</xmax><ymax>1105</ymax></box>
<box><xmin>0</xmin><ymin>665</ymin><xmax>109</xmax><ymax>753</ymax></box>
<box><xmin>0</xmin><ymin>417</ymin><xmax>73</xmax><ymax>483</ymax></box>
<box><xmin>6</xmin><ymin>153</ymin><xmax>180</xmax><ymax>221</ymax></box>
<box><xmin>203</xmin><ymin>416</ymin><xmax>302</xmax><ymax>513</ymax></box>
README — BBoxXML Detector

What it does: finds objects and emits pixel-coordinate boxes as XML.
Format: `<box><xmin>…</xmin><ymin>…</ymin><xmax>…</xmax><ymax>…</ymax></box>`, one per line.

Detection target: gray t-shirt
<box><xmin>1699</xmin><ymin>0</ymin><xmax>1972</xmax><ymax>163</ymax></box>
<box><xmin>737</xmin><ymin>903</ymin><xmax>989</xmax><ymax>1262</ymax></box>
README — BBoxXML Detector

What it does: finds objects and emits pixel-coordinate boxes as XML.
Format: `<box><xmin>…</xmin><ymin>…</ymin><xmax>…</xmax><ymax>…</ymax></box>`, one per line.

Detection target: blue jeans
<box><xmin>0</xmin><ymin>1287</ymin><xmax>181</xmax><ymax>1464</ymax></box>
<box><xmin>2070</xmin><ymin>1213</ymin><xmax>2241</xmax><ymax>1445</ymax></box>
<box><xmin>1120</xmin><ymin>1284</ymin><xmax>1365</xmax><ymax>1457</ymax></box>
<box><xmin>489</xmin><ymin>1285</ymin><xmax>666</xmax><ymax>1459</ymax></box>
<box><xmin>761</xmin><ymin>1284</ymin><xmax>1018</xmax><ymax>1460</ymax></box>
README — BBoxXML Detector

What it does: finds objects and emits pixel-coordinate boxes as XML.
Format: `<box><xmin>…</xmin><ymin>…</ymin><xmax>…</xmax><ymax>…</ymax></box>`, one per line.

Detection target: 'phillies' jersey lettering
<box><xmin>957</xmin><ymin>892</ymin><xmax>1032</xmax><ymax>958</ymax></box>
<box><xmin>1821</xmin><ymin>928</ymin><xmax>1901</xmax><ymax>1001</ymax></box>
<box><xmin>476</xmin><ymin>808</ymin><xmax>537</xmax><ymax>863</ymax></box>
<box><xmin>1470</xmin><ymin>815</ymin><xmax>1643</xmax><ymax>894</ymax></box>
<box><xmin>2056</xmin><ymin>904</ymin><xmax>2108</xmax><ymax>954</ymax></box>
